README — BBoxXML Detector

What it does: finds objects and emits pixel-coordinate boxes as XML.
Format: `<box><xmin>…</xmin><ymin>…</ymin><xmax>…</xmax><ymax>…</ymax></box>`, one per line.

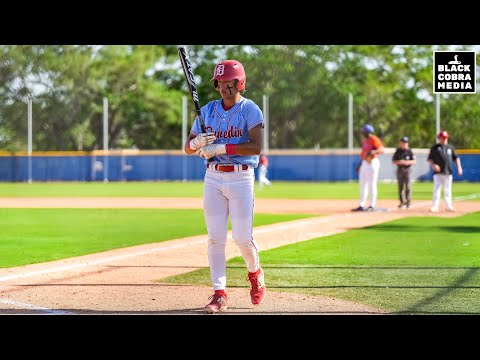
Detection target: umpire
<box><xmin>392</xmin><ymin>136</ymin><xmax>416</xmax><ymax>209</ymax></box>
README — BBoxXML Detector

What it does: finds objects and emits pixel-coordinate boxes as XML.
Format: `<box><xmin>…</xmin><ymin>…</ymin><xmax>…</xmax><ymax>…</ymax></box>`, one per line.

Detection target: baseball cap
<box><xmin>400</xmin><ymin>136</ymin><xmax>409</xmax><ymax>142</ymax></box>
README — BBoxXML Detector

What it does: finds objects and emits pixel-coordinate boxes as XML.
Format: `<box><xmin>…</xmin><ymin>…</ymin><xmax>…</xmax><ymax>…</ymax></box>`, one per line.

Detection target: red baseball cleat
<box><xmin>247</xmin><ymin>267</ymin><xmax>266</xmax><ymax>305</ymax></box>
<box><xmin>205</xmin><ymin>290</ymin><xmax>228</xmax><ymax>314</ymax></box>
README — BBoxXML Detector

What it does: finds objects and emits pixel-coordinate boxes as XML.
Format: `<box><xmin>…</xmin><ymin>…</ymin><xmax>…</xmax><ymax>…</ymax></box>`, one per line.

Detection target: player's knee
<box><xmin>207</xmin><ymin>225</ymin><xmax>228</xmax><ymax>242</ymax></box>
<box><xmin>233</xmin><ymin>236</ymin><xmax>255</xmax><ymax>249</ymax></box>
<box><xmin>207</xmin><ymin>238</ymin><xmax>226</xmax><ymax>254</ymax></box>
<box><xmin>208</xmin><ymin>235</ymin><xmax>227</xmax><ymax>246</ymax></box>
<box><xmin>232</xmin><ymin>227</ymin><xmax>252</xmax><ymax>241</ymax></box>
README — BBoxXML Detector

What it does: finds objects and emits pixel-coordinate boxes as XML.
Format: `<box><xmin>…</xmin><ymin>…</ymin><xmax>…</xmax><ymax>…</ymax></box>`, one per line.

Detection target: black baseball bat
<box><xmin>178</xmin><ymin>46</ymin><xmax>207</xmax><ymax>133</ymax></box>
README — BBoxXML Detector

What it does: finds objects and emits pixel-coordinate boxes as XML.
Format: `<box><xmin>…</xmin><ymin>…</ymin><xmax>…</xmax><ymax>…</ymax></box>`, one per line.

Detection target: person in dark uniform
<box><xmin>427</xmin><ymin>130</ymin><xmax>463</xmax><ymax>212</ymax></box>
<box><xmin>392</xmin><ymin>136</ymin><xmax>416</xmax><ymax>209</ymax></box>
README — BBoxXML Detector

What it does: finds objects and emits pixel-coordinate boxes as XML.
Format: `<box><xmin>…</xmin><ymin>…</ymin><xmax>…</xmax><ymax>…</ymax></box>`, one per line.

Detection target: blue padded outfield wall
<box><xmin>0</xmin><ymin>149</ymin><xmax>478</xmax><ymax>182</ymax></box>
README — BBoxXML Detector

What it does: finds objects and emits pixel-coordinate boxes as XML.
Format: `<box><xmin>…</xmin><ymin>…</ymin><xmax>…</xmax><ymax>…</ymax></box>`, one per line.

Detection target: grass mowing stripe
<box><xmin>161</xmin><ymin>212</ymin><xmax>480</xmax><ymax>314</ymax></box>
<box><xmin>0</xmin><ymin>182</ymin><xmax>205</xmax><ymax>198</ymax></box>
<box><xmin>0</xmin><ymin>208</ymin><xmax>313</xmax><ymax>268</ymax></box>
<box><xmin>0</xmin><ymin>181</ymin><xmax>478</xmax><ymax>200</ymax></box>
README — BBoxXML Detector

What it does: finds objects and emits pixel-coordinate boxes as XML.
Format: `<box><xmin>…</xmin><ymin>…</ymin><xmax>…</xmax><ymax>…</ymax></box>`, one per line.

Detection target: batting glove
<box><xmin>198</xmin><ymin>144</ymin><xmax>226</xmax><ymax>160</ymax></box>
<box><xmin>189</xmin><ymin>133</ymin><xmax>216</xmax><ymax>151</ymax></box>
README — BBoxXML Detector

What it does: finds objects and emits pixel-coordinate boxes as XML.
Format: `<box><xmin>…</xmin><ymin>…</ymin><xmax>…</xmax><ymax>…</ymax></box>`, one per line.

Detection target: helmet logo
<box><xmin>215</xmin><ymin>64</ymin><xmax>225</xmax><ymax>77</ymax></box>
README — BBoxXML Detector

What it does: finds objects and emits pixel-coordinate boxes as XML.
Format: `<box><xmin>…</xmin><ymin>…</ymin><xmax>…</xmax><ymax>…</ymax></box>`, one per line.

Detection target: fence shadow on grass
<box><xmin>400</xmin><ymin>268</ymin><xmax>479</xmax><ymax>313</ymax></box>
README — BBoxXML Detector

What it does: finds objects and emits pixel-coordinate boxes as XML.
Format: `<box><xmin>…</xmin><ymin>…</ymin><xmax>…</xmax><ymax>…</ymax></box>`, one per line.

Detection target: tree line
<box><xmin>1</xmin><ymin>45</ymin><xmax>479</xmax><ymax>151</ymax></box>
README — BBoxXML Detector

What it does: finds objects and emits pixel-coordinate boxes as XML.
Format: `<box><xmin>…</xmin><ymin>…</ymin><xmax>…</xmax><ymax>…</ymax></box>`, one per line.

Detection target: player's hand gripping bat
<box><xmin>178</xmin><ymin>46</ymin><xmax>214</xmax><ymax>162</ymax></box>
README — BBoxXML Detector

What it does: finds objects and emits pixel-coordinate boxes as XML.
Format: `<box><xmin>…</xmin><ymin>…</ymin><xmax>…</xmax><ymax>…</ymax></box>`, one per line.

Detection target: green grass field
<box><xmin>2</xmin><ymin>181</ymin><xmax>479</xmax><ymax>313</ymax></box>
<box><xmin>0</xmin><ymin>208</ymin><xmax>313</xmax><ymax>268</ymax></box>
<box><xmin>0</xmin><ymin>181</ymin><xmax>478</xmax><ymax>200</ymax></box>
<box><xmin>161</xmin><ymin>212</ymin><xmax>480</xmax><ymax>314</ymax></box>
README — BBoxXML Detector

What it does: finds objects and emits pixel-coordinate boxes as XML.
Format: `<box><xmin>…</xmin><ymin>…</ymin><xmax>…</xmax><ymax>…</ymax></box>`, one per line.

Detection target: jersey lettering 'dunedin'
<box><xmin>190</xmin><ymin>97</ymin><xmax>263</xmax><ymax>167</ymax></box>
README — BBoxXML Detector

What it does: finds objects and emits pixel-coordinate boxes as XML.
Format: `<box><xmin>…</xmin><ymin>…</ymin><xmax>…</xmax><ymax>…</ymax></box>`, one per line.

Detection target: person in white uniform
<box><xmin>184</xmin><ymin>59</ymin><xmax>266</xmax><ymax>314</ymax></box>
<box><xmin>352</xmin><ymin>124</ymin><xmax>385</xmax><ymax>212</ymax></box>
<box><xmin>258</xmin><ymin>152</ymin><xmax>271</xmax><ymax>189</ymax></box>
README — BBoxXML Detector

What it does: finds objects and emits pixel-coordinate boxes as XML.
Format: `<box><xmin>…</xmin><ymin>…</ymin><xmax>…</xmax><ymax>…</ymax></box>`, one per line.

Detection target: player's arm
<box><xmin>370</xmin><ymin>137</ymin><xmax>385</xmax><ymax>156</ymax></box>
<box><xmin>233</xmin><ymin>123</ymin><xmax>263</xmax><ymax>155</ymax></box>
<box><xmin>428</xmin><ymin>159</ymin><xmax>440</xmax><ymax>173</ymax></box>
<box><xmin>428</xmin><ymin>147</ymin><xmax>438</xmax><ymax>170</ymax></box>
<box><xmin>198</xmin><ymin>124</ymin><xmax>263</xmax><ymax>159</ymax></box>
<box><xmin>184</xmin><ymin>133</ymin><xmax>197</xmax><ymax>155</ymax></box>
<box><xmin>392</xmin><ymin>150</ymin><xmax>402</xmax><ymax>165</ymax></box>
<box><xmin>451</xmin><ymin>148</ymin><xmax>463</xmax><ymax>176</ymax></box>
<box><xmin>405</xmin><ymin>155</ymin><xmax>417</xmax><ymax>166</ymax></box>
<box><xmin>456</xmin><ymin>157</ymin><xmax>463</xmax><ymax>176</ymax></box>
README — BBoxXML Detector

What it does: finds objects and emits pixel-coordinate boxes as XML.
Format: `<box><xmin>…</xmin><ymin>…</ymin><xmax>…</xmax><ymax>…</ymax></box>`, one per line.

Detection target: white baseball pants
<box><xmin>203</xmin><ymin>167</ymin><xmax>260</xmax><ymax>290</ymax></box>
<box><xmin>432</xmin><ymin>173</ymin><xmax>454</xmax><ymax>209</ymax></box>
<box><xmin>359</xmin><ymin>157</ymin><xmax>380</xmax><ymax>208</ymax></box>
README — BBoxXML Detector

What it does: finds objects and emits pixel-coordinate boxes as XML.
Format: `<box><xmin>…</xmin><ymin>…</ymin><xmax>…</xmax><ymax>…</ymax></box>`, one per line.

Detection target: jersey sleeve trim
<box><xmin>248</xmin><ymin>120</ymin><xmax>264</xmax><ymax>131</ymax></box>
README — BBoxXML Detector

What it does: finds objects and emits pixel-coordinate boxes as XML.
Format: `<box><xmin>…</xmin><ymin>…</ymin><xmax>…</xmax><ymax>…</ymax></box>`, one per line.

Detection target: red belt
<box><xmin>207</xmin><ymin>164</ymin><xmax>249</xmax><ymax>172</ymax></box>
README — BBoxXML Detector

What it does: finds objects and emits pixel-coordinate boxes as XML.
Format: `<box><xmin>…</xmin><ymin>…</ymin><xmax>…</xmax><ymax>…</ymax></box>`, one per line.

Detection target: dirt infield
<box><xmin>0</xmin><ymin>197</ymin><xmax>478</xmax><ymax>315</ymax></box>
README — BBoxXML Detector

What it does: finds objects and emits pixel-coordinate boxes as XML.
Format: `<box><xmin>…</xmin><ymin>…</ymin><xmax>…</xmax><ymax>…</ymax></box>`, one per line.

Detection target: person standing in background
<box><xmin>427</xmin><ymin>130</ymin><xmax>463</xmax><ymax>212</ymax></box>
<box><xmin>258</xmin><ymin>152</ymin><xmax>271</xmax><ymax>189</ymax></box>
<box><xmin>352</xmin><ymin>123</ymin><xmax>385</xmax><ymax>212</ymax></box>
<box><xmin>392</xmin><ymin>136</ymin><xmax>416</xmax><ymax>209</ymax></box>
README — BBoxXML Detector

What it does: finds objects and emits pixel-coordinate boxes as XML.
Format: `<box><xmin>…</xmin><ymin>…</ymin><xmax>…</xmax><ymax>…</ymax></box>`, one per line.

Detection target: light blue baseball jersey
<box><xmin>190</xmin><ymin>97</ymin><xmax>264</xmax><ymax>167</ymax></box>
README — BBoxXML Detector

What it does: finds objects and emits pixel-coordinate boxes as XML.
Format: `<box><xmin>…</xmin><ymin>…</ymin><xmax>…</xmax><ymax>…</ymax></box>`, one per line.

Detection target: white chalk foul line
<box><xmin>0</xmin><ymin>298</ymin><xmax>75</xmax><ymax>315</ymax></box>
<box><xmin>2</xmin><ymin>192</ymin><xmax>476</xmax><ymax>285</ymax></box>
<box><xmin>380</xmin><ymin>191</ymin><xmax>480</xmax><ymax>213</ymax></box>
<box><xmin>0</xmin><ymin>238</ymin><xmax>206</xmax><ymax>283</ymax></box>
<box><xmin>0</xmin><ymin>217</ymin><xmax>331</xmax><ymax>284</ymax></box>
<box><xmin>453</xmin><ymin>192</ymin><xmax>480</xmax><ymax>201</ymax></box>
<box><xmin>253</xmin><ymin>216</ymin><xmax>335</xmax><ymax>234</ymax></box>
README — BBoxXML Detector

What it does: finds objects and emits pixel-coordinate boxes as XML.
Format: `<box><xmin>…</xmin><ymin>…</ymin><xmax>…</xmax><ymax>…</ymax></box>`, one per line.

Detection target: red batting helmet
<box><xmin>211</xmin><ymin>60</ymin><xmax>246</xmax><ymax>91</ymax></box>
<box><xmin>437</xmin><ymin>130</ymin><xmax>449</xmax><ymax>139</ymax></box>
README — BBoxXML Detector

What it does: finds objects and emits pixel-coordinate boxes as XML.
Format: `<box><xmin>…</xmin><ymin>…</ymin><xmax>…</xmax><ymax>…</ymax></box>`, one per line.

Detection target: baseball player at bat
<box><xmin>352</xmin><ymin>123</ymin><xmax>385</xmax><ymax>212</ymax></box>
<box><xmin>184</xmin><ymin>59</ymin><xmax>266</xmax><ymax>314</ymax></box>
